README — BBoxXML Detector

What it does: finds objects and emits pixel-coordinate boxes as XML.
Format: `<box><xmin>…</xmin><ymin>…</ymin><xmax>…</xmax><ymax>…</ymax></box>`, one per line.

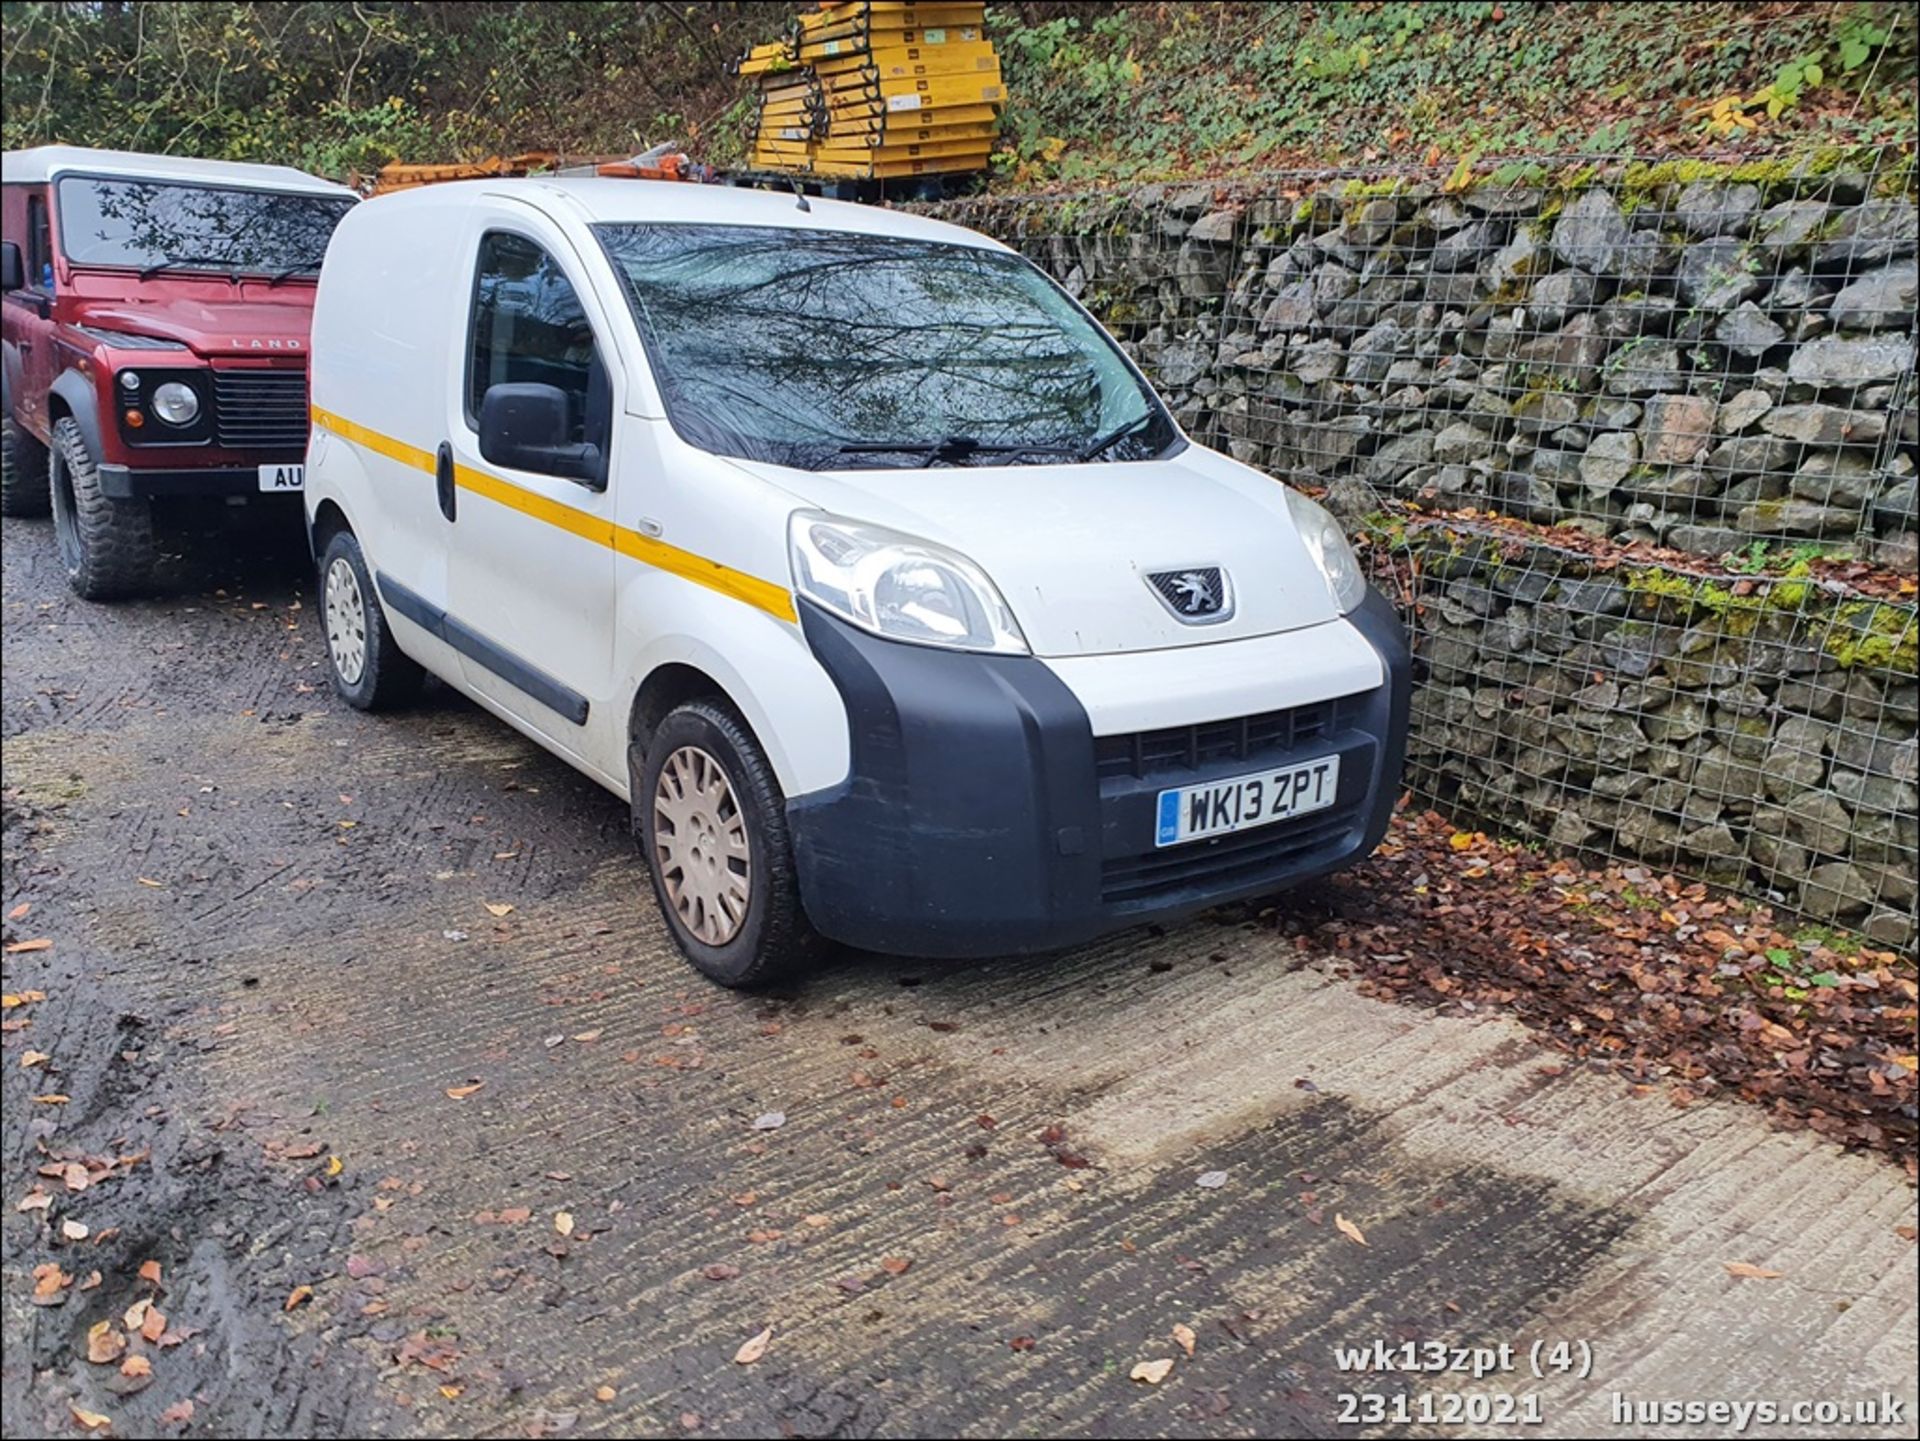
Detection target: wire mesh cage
<box><xmin>922</xmin><ymin>146</ymin><xmax>1918</xmax><ymax>945</ymax></box>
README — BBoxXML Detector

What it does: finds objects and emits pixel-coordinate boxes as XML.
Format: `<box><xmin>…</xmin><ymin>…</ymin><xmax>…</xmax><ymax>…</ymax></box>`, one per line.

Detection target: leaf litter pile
<box><xmin>1271</xmin><ymin>809</ymin><xmax>1917</xmax><ymax>1168</ymax></box>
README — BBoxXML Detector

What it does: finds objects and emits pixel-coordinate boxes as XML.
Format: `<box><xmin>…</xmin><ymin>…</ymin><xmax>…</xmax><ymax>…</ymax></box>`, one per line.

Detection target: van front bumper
<box><xmin>786</xmin><ymin>590</ymin><xmax>1411</xmax><ymax>958</ymax></box>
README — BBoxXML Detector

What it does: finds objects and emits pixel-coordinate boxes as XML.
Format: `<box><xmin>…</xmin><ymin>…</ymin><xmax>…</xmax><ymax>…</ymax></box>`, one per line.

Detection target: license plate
<box><xmin>258</xmin><ymin>463</ymin><xmax>304</xmax><ymax>492</ymax></box>
<box><xmin>1155</xmin><ymin>754</ymin><xmax>1341</xmax><ymax>848</ymax></box>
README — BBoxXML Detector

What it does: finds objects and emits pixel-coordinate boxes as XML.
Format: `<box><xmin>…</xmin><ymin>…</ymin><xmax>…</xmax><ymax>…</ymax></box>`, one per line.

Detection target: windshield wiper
<box><xmin>267</xmin><ymin>257</ymin><xmax>325</xmax><ymax>287</ymax></box>
<box><xmin>834</xmin><ymin>434</ymin><xmax>1079</xmax><ymax>468</ymax></box>
<box><xmin>135</xmin><ymin>254</ymin><xmax>241</xmax><ymax>283</ymax></box>
<box><xmin>1079</xmin><ymin>411</ymin><xmax>1158</xmax><ymax>463</ymax></box>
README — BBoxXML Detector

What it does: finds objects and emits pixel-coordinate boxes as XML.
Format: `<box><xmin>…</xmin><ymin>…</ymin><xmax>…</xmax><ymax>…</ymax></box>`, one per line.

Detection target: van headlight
<box><xmin>789</xmin><ymin>513</ymin><xmax>1029</xmax><ymax>655</ymax></box>
<box><xmin>150</xmin><ymin>381</ymin><xmax>201</xmax><ymax>426</ymax></box>
<box><xmin>1286</xmin><ymin>490</ymin><xmax>1368</xmax><ymax>615</ymax></box>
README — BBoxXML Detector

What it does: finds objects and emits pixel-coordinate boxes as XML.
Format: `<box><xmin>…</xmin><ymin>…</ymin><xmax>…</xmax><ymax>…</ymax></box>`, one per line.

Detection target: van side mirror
<box><xmin>477</xmin><ymin>382</ymin><xmax>604</xmax><ymax>487</ymax></box>
<box><xmin>0</xmin><ymin>242</ymin><xmax>22</xmax><ymax>293</ymax></box>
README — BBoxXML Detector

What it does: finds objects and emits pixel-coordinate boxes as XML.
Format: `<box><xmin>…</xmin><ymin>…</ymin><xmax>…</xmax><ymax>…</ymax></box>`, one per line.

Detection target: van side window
<box><xmin>467</xmin><ymin>232</ymin><xmax>610</xmax><ymax>476</ymax></box>
<box><xmin>27</xmin><ymin>194</ymin><xmax>52</xmax><ymax>290</ymax></box>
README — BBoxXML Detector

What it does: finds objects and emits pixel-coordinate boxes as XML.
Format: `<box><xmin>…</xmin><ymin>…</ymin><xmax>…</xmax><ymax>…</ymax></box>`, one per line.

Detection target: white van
<box><xmin>305</xmin><ymin>180</ymin><xmax>1409</xmax><ymax>987</ymax></box>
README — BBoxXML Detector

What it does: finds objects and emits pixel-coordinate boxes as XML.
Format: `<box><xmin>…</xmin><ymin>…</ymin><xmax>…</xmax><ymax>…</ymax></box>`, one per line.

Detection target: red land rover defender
<box><xmin>1</xmin><ymin>146</ymin><xmax>357</xmax><ymax>598</ymax></box>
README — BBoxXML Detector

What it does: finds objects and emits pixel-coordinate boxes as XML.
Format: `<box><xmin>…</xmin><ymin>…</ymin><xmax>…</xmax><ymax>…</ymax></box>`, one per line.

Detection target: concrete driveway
<box><xmin>2</xmin><ymin>512</ymin><xmax>1914</xmax><ymax>1438</ymax></box>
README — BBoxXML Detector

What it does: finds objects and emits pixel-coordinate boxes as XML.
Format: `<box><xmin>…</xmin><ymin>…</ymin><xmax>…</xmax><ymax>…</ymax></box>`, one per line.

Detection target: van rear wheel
<box><xmin>637</xmin><ymin>701</ymin><xmax>823</xmax><ymax>989</ymax></box>
<box><xmin>49</xmin><ymin>417</ymin><xmax>156</xmax><ymax>600</ymax></box>
<box><xmin>1</xmin><ymin>413</ymin><xmax>52</xmax><ymax>517</ymax></box>
<box><xmin>319</xmin><ymin>529</ymin><xmax>423</xmax><ymax>711</ymax></box>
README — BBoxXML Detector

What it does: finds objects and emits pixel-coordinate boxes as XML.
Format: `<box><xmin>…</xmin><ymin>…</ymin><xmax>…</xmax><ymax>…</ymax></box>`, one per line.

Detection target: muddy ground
<box><xmin>3</xmin><ymin>508</ymin><xmax>1916</xmax><ymax>1440</ymax></box>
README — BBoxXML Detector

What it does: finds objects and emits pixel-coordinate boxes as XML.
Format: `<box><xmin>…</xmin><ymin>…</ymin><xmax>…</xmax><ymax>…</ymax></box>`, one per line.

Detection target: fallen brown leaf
<box><xmin>159</xmin><ymin>1399</ymin><xmax>194</xmax><ymax>1426</ymax></box>
<box><xmin>1130</xmin><ymin>1358</ymin><xmax>1175</xmax><ymax>1385</ymax></box>
<box><xmin>284</xmin><ymin>1285</ymin><xmax>312</xmax><ymax>1311</ymax></box>
<box><xmin>554</xmin><ymin>1211</ymin><xmax>575</xmax><ymax>1237</ymax></box>
<box><xmin>1335</xmin><ymin>1213</ymin><xmax>1368</xmax><ymax>1246</ymax></box>
<box><xmin>86</xmin><ymin>1320</ymin><xmax>127</xmax><ymax>1364</ymax></box>
<box><xmin>1172</xmin><ymin>1322</ymin><xmax>1197</xmax><ymax>1357</ymax></box>
<box><xmin>880</xmin><ymin>1256</ymin><xmax>912</xmax><ymax>1276</ymax></box>
<box><xmin>5</xmin><ymin>938</ymin><xmax>52</xmax><ymax>953</ymax></box>
<box><xmin>1723</xmin><ymin>1261</ymin><xmax>1783</xmax><ymax>1279</ymax></box>
<box><xmin>733</xmin><ymin>1326</ymin><xmax>773</xmax><ymax>1364</ymax></box>
<box><xmin>120</xmin><ymin>1355</ymin><xmax>152</xmax><ymax>1379</ymax></box>
<box><xmin>444</xmin><ymin>1082</ymin><xmax>484</xmax><ymax>1100</ymax></box>
<box><xmin>595</xmin><ymin>1385</ymin><xmax>616</xmax><ymax>1402</ymax></box>
<box><xmin>140</xmin><ymin>1306</ymin><xmax>167</xmax><ymax>1343</ymax></box>
<box><xmin>69</xmin><ymin>1404</ymin><xmax>112</xmax><ymax>1432</ymax></box>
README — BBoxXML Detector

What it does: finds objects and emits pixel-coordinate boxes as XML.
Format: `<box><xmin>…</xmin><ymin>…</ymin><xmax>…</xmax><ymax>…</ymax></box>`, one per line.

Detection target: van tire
<box><xmin>1</xmin><ymin>413</ymin><xmax>52</xmax><ymax>517</ymax></box>
<box><xmin>49</xmin><ymin>416</ymin><xmax>155</xmax><ymax>599</ymax></box>
<box><xmin>319</xmin><ymin>529</ymin><xmax>424</xmax><ymax>711</ymax></box>
<box><xmin>637</xmin><ymin>700</ymin><xmax>823</xmax><ymax>989</ymax></box>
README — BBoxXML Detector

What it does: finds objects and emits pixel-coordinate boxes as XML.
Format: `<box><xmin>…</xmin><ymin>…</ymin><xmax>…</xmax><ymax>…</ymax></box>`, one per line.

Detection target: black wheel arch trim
<box><xmin>372</xmin><ymin>569</ymin><xmax>590</xmax><ymax>726</ymax></box>
<box><xmin>48</xmin><ymin>370</ymin><xmax>105</xmax><ymax>461</ymax></box>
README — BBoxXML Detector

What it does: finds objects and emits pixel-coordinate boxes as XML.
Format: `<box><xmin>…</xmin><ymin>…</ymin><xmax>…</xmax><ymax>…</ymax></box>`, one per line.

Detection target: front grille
<box><xmin>211</xmin><ymin>368</ymin><xmax>308</xmax><ymax>452</ymax></box>
<box><xmin>1101</xmin><ymin>807</ymin><xmax>1358</xmax><ymax>905</ymax></box>
<box><xmin>1094</xmin><ymin>693</ymin><xmax>1369</xmax><ymax>780</ymax></box>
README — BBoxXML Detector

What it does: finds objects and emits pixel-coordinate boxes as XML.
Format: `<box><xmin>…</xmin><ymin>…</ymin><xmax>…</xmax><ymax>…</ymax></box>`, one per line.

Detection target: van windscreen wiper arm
<box><xmin>1078</xmin><ymin>411</ymin><xmax>1157</xmax><ymax>462</ymax></box>
<box><xmin>834</xmin><ymin>434</ymin><xmax>1078</xmax><ymax>467</ymax></box>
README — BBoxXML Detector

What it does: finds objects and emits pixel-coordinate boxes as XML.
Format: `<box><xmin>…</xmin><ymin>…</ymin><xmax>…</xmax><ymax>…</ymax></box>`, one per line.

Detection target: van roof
<box><xmin>1</xmin><ymin>145</ymin><xmax>356</xmax><ymax>198</ymax></box>
<box><xmin>385</xmin><ymin>176</ymin><xmax>1006</xmax><ymax>251</ymax></box>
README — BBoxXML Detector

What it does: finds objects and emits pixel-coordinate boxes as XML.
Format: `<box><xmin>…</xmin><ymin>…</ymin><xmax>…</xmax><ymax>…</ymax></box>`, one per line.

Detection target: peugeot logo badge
<box><xmin>1145</xmin><ymin>566</ymin><xmax>1233</xmax><ymax>624</ymax></box>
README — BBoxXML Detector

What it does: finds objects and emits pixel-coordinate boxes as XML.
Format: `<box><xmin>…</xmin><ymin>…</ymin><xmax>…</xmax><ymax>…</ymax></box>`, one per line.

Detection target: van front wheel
<box><xmin>318</xmin><ymin>529</ymin><xmax>423</xmax><ymax>710</ymax></box>
<box><xmin>637</xmin><ymin>701</ymin><xmax>822</xmax><ymax>988</ymax></box>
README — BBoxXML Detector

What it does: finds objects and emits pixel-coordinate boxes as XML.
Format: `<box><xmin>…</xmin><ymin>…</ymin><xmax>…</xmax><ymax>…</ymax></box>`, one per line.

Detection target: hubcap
<box><xmin>325</xmin><ymin>557</ymin><xmax>368</xmax><ymax>686</ymax></box>
<box><xmin>653</xmin><ymin>745</ymin><xmax>752</xmax><ymax>947</ymax></box>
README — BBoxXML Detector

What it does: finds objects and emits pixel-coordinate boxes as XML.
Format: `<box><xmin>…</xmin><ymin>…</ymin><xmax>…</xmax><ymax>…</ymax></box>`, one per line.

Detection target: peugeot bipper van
<box><xmin>304</xmin><ymin>180</ymin><xmax>1409</xmax><ymax>987</ymax></box>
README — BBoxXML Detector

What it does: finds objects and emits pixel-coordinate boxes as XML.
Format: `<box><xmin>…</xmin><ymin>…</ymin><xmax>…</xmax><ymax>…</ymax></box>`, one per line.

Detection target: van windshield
<box><xmin>56</xmin><ymin>175</ymin><xmax>355</xmax><ymax>279</ymax></box>
<box><xmin>594</xmin><ymin>223</ymin><xmax>1177</xmax><ymax>470</ymax></box>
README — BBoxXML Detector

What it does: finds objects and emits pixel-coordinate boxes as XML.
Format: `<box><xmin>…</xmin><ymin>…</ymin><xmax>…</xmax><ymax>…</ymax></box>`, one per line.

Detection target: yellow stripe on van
<box><xmin>311</xmin><ymin>407</ymin><xmax>798</xmax><ymax>623</ymax></box>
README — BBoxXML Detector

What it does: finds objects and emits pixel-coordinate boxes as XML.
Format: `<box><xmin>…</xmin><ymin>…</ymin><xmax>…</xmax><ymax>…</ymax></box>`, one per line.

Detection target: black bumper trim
<box><xmin>374</xmin><ymin>571</ymin><xmax>589</xmax><ymax>727</ymax></box>
<box><xmin>97</xmin><ymin>464</ymin><xmax>299</xmax><ymax>501</ymax></box>
<box><xmin>787</xmin><ymin>589</ymin><xmax>1412</xmax><ymax>959</ymax></box>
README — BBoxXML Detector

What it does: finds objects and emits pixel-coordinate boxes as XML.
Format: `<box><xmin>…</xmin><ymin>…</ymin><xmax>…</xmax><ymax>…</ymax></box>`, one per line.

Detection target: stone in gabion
<box><xmin>1673</xmin><ymin>181</ymin><xmax>1763</xmax><ymax>238</ymax></box>
<box><xmin>1753</xmin><ymin>199</ymin><xmax>1830</xmax><ymax>254</ymax></box>
<box><xmin>1787</xmin><ymin>333</ymin><xmax>1916</xmax><ymax>389</ymax></box>
<box><xmin>1827</xmin><ymin>261</ymin><xmax>1918</xmax><ymax>332</ymax></box>
<box><xmin>1677</xmin><ymin>237</ymin><xmax>1762</xmax><ymax>311</ymax></box>
<box><xmin>1551</xmin><ymin>190</ymin><xmax>1629</xmax><ymax>274</ymax></box>
<box><xmin>1813</xmin><ymin>198</ymin><xmax>1919</xmax><ymax>269</ymax></box>
<box><xmin>1714</xmin><ymin>302</ymin><xmax>1786</xmax><ymax>358</ymax></box>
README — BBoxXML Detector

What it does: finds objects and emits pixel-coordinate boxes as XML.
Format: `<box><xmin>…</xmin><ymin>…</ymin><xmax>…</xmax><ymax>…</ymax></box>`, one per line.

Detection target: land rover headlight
<box><xmin>150</xmin><ymin>381</ymin><xmax>201</xmax><ymax>426</ymax></box>
<box><xmin>1287</xmin><ymin>489</ymin><xmax>1368</xmax><ymax>615</ymax></box>
<box><xmin>789</xmin><ymin>513</ymin><xmax>1029</xmax><ymax>655</ymax></box>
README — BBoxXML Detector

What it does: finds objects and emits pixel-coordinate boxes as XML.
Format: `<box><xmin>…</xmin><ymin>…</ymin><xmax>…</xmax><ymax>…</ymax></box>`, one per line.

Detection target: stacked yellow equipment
<box><xmin>734</xmin><ymin>1</ymin><xmax>1002</xmax><ymax>180</ymax></box>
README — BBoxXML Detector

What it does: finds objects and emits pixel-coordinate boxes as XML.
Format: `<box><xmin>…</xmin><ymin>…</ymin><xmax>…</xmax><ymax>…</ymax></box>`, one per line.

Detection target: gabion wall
<box><xmin>921</xmin><ymin>149</ymin><xmax>1919</xmax><ymax>940</ymax></box>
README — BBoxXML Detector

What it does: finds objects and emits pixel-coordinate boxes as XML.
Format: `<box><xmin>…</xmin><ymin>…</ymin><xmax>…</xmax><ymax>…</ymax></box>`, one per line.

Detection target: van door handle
<box><xmin>435</xmin><ymin>442</ymin><xmax>457</xmax><ymax>523</ymax></box>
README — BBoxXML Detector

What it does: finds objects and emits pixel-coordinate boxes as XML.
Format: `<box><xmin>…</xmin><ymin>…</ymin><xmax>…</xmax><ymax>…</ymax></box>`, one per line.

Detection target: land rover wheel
<box><xmin>48</xmin><ymin>416</ymin><xmax>156</xmax><ymax>599</ymax></box>
<box><xmin>637</xmin><ymin>700</ymin><xmax>823</xmax><ymax>988</ymax></box>
<box><xmin>318</xmin><ymin>529</ymin><xmax>423</xmax><ymax>710</ymax></box>
<box><xmin>1</xmin><ymin>412</ymin><xmax>52</xmax><ymax>517</ymax></box>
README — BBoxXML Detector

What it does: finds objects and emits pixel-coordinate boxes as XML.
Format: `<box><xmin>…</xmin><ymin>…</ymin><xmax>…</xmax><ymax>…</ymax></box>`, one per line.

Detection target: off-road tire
<box><xmin>1</xmin><ymin>411</ymin><xmax>52</xmax><ymax>517</ymax></box>
<box><xmin>636</xmin><ymin>700</ymin><xmax>825</xmax><ymax>989</ymax></box>
<box><xmin>48</xmin><ymin>415</ymin><xmax>155</xmax><ymax>599</ymax></box>
<box><xmin>318</xmin><ymin>528</ymin><xmax>424</xmax><ymax>711</ymax></box>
